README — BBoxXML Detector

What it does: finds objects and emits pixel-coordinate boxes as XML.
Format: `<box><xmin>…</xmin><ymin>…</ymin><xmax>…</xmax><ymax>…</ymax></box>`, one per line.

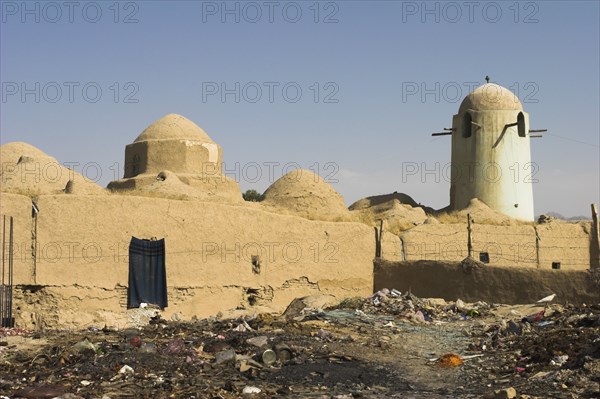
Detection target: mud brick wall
<box><xmin>2</xmin><ymin>194</ymin><xmax>375</xmax><ymax>328</ymax></box>
<box><xmin>398</xmin><ymin>224</ymin><xmax>468</xmax><ymax>262</ymax></box>
<box><xmin>374</xmin><ymin>260</ymin><xmax>599</xmax><ymax>305</ymax></box>
<box><xmin>395</xmin><ymin>222</ymin><xmax>592</xmax><ymax>270</ymax></box>
<box><xmin>536</xmin><ymin>223</ymin><xmax>591</xmax><ymax>271</ymax></box>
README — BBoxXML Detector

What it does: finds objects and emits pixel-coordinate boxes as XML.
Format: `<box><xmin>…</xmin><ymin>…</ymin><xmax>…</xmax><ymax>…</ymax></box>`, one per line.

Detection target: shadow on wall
<box><xmin>590</xmin><ymin>204</ymin><xmax>600</xmax><ymax>270</ymax></box>
<box><xmin>591</xmin><ymin>239</ymin><xmax>600</xmax><ymax>270</ymax></box>
<box><xmin>373</xmin><ymin>259</ymin><xmax>600</xmax><ymax>305</ymax></box>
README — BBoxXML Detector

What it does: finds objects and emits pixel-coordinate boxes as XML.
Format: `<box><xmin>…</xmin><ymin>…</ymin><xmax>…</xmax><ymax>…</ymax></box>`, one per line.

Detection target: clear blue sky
<box><xmin>1</xmin><ymin>0</ymin><xmax>598</xmax><ymax>217</ymax></box>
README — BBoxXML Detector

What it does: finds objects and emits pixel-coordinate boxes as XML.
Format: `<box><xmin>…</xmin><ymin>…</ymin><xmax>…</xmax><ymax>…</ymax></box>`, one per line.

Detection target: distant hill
<box><xmin>539</xmin><ymin>211</ymin><xmax>591</xmax><ymax>221</ymax></box>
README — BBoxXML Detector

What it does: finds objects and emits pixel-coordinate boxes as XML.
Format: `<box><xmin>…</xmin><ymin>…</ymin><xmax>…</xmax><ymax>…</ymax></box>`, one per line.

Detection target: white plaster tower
<box><xmin>445</xmin><ymin>81</ymin><xmax>537</xmax><ymax>221</ymax></box>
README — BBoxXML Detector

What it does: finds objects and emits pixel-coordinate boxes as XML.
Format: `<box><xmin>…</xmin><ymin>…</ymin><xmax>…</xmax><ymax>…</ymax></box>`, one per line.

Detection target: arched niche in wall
<box><xmin>462</xmin><ymin>112</ymin><xmax>472</xmax><ymax>138</ymax></box>
<box><xmin>517</xmin><ymin>112</ymin><xmax>526</xmax><ymax>137</ymax></box>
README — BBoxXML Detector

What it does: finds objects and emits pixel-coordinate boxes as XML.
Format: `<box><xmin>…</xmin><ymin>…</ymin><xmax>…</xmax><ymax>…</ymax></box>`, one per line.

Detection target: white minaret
<box><xmin>449</xmin><ymin>82</ymin><xmax>535</xmax><ymax>221</ymax></box>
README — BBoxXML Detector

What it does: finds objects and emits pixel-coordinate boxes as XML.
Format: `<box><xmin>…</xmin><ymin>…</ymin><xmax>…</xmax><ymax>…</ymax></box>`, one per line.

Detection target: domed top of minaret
<box><xmin>459</xmin><ymin>83</ymin><xmax>523</xmax><ymax>113</ymax></box>
<box><xmin>133</xmin><ymin>114</ymin><xmax>214</xmax><ymax>143</ymax></box>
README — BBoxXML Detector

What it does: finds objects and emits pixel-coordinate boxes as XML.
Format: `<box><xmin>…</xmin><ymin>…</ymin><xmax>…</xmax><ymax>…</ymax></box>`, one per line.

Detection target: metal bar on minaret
<box><xmin>431</xmin><ymin>132</ymin><xmax>453</xmax><ymax>136</ymax></box>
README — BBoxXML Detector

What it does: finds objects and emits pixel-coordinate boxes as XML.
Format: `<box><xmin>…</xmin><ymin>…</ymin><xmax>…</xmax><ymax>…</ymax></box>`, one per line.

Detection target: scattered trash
<box><xmin>274</xmin><ymin>343</ymin><xmax>293</xmax><ymax>363</ymax></box>
<box><xmin>551</xmin><ymin>355</ymin><xmax>569</xmax><ymax>366</ymax></box>
<box><xmin>537</xmin><ymin>294</ymin><xmax>556</xmax><ymax>303</ymax></box>
<box><xmin>233</xmin><ymin>320</ymin><xmax>254</xmax><ymax>332</ymax></box>
<box><xmin>162</xmin><ymin>338</ymin><xmax>185</xmax><ymax>355</ymax></box>
<box><xmin>261</xmin><ymin>349</ymin><xmax>277</xmax><ymax>366</ymax></box>
<box><xmin>537</xmin><ymin>320</ymin><xmax>555</xmax><ymax>327</ymax></box>
<box><xmin>117</xmin><ymin>365</ymin><xmax>134</xmax><ymax>379</ymax></box>
<box><xmin>521</xmin><ymin>310</ymin><xmax>544</xmax><ymax>323</ymax></box>
<box><xmin>1</xmin><ymin>292</ymin><xmax>598</xmax><ymax>398</ymax></box>
<box><xmin>436</xmin><ymin>353</ymin><xmax>464</xmax><ymax>368</ymax></box>
<box><xmin>461</xmin><ymin>354</ymin><xmax>484</xmax><ymax>360</ymax></box>
<box><xmin>242</xmin><ymin>386</ymin><xmax>261</xmax><ymax>394</ymax></box>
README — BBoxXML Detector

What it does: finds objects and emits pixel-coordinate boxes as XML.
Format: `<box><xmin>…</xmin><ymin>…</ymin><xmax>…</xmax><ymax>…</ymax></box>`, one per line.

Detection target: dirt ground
<box><xmin>0</xmin><ymin>292</ymin><xmax>598</xmax><ymax>399</ymax></box>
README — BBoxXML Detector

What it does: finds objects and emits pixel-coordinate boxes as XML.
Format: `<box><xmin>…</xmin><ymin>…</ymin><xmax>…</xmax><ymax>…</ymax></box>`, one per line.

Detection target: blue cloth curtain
<box><xmin>127</xmin><ymin>237</ymin><xmax>168</xmax><ymax>309</ymax></box>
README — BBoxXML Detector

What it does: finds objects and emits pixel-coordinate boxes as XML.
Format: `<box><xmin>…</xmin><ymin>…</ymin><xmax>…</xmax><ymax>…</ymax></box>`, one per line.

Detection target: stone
<box><xmin>242</xmin><ymin>386</ymin><xmax>261</xmax><ymax>394</ymax></box>
<box><xmin>427</xmin><ymin>298</ymin><xmax>447</xmax><ymax>307</ymax></box>
<box><xmin>139</xmin><ymin>342</ymin><xmax>157</xmax><ymax>354</ymax></box>
<box><xmin>71</xmin><ymin>339</ymin><xmax>97</xmax><ymax>355</ymax></box>
<box><xmin>494</xmin><ymin>387</ymin><xmax>517</xmax><ymax>399</ymax></box>
<box><xmin>246</xmin><ymin>336</ymin><xmax>269</xmax><ymax>348</ymax></box>
<box><xmin>215</xmin><ymin>349</ymin><xmax>236</xmax><ymax>365</ymax></box>
<box><xmin>118</xmin><ymin>365</ymin><xmax>134</xmax><ymax>377</ymax></box>
<box><xmin>507</xmin><ymin>320</ymin><xmax>522</xmax><ymax>335</ymax></box>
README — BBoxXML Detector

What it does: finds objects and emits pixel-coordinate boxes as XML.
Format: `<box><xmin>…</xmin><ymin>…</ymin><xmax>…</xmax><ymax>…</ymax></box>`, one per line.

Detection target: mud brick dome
<box><xmin>108</xmin><ymin>114</ymin><xmax>242</xmax><ymax>203</ymax></box>
<box><xmin>124</xmin><ymin>113</ymin><xmax>222</xmax><ymax>178</ymax></box>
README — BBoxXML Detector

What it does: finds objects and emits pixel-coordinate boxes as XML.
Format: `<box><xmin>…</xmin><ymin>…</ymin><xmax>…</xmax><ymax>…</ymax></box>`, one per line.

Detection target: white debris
<box><xmin>551</xmin><ymin>355</ymin><xmax>569</xmax><ymax>366</ymax></box>
<box><xmin>537</xmin><ymin>294</ymin><xmax>556</xmax><ymax>303</ymax></box>
<box><xmin>119</xmin><ymin>365</ymin><xmax>134</xmax><ymax>376</ymax></box>
<box><xmin>242</xmin><ymin>386</ymin><xmax>262</xmax><ymax>394</ymax></box>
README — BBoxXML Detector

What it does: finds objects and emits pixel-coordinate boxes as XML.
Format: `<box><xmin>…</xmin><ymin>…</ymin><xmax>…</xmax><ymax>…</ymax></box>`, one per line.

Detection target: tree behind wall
<box><xmin>243</xmin><ymin>189</ymin><xmax>263</xmax><ymax>202</ymax></box>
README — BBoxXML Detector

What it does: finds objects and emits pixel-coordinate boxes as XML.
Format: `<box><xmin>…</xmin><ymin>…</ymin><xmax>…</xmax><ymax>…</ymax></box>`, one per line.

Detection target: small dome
<box><xmin>349</xmin><ymin>192</ymin><xmax>420</xmax><ymax>211</ymax></box>
<box><xmin>0</xmin><ymin>142</ymin><xmax>105</xmax><ymax>196</ymax></box>
<box><xmin>261</xmin><ymin>169</ymin><xmax>349</xmax><ymax>221</ymax></box>
<box><xmin>133</xmin><ymin>114</ymin><xmax>214</xmax><ymax>143</ymax></box>
<box><xmin>458</xmin><ymin>84</ymin><xmax>522</xmax><ymax>113</ymax></box>
<box><xmin>0</xmin><ymin>141</ymin><xmax>53</xmax><ymax>165</ymax></box>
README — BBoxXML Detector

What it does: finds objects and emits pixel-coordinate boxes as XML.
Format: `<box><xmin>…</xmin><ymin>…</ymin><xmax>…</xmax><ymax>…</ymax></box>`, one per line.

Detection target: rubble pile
<box><xmin>0</xmin><ymin>313</ymin><xmax>412</xmax><ymax>398</ymax></box>
<box><xmin>341</xmin><ymin>288</ymin><xmax>492</xmax><ymax>323</ymax></box>
<box><xmin>461</xmin><ymin>303</ymin><xmax>600</xmax><ymax>398</ymax></box>
<box><xmin>0</xmin><ymin>292</ymin><xmax>598</xmax><ymax>399</ymax></box>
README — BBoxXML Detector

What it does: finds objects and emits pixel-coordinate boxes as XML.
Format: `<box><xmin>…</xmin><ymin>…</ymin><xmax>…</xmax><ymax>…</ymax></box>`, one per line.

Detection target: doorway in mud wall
<box><xmin>127</xmin><ymin>237</ymin><xmax>168</xmax><ymax>309</ymax></box>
